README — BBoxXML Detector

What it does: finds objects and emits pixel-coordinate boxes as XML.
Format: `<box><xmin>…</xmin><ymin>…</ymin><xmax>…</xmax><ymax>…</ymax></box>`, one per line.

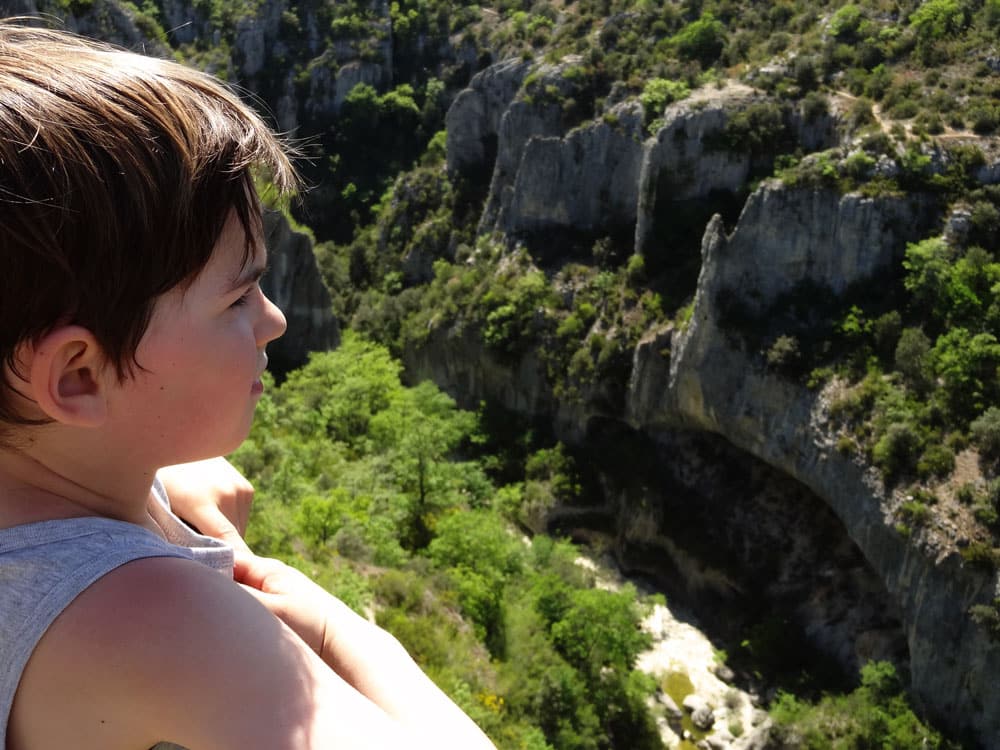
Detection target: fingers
<box><xmin>232</xmin><ymin>549</ymin><xmax>284</xmax><ymax>588</ymax></box>
<box><xmin>158</xmin><ymin>456</ymin><xmax>255</xmax><ymax>545</ymax></box>
<box><xmin>189</xmin><ymin>503</ymin><xmax>252</xmax><ymax>554</ymax></box>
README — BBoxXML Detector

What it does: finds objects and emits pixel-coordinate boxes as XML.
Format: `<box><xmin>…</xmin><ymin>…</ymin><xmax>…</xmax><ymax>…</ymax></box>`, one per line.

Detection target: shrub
<box><xmin>801</xmin><ymin>91</ymin><xmax>829</xmax><ymax>123</ymax></box>
<box><xmin>962</xmin><ymin>541</ymin><xmax>999</xmax><ymax>569</ymax></box>
<box><xmin>969</xmin><ymin>599</ymin><xmax>1000</xmax><ymax>640</ymax></box>
<box><xmin>894</xmin><ymin>327</ymin><xmax>932</xmax><ymax>391</ymax></box>
<box><xmin>899</xmin><ymin>499</ymin><xmax>931</xmax><ymax>525</ymax></box>
<box><xmin>846</xmin><ymin>97</ymin><xmax>875</xmax><ymax>130</ymax></box>
<box><xmin>829</xmin><ymin>4</ymin><xmax>864</xmax><ymax>40</ymax></box>
<box><xmin>671</xmin><ymin>12</ymin><xmax>726</xmax><ymax>66</ymax></box>
<box><xmin>918</xmin><ymin>443</ymin><xmax>955</xmax><ymax>478</ymax></box>
<box><xmin>971</xmin><ymin>407</ymin><xmax>1000</xmax><ymax>461</ymax></box>
<box><xmin>770</xmin><ymin>662</ymin><xmax>949</xmax><ymax>748</ymax></box>
<box><xmin>957</xmin><ymin>483</ymin><xmax>979</xmax><ymax>505</ymax></box>
<box><xmin>968</xmin><ymin>103</ymin><xmax>1000</xmax><ymax>135</ymax></box>
<box><xmin>639</xmin><ymin>78</ymin><xmax>690</xmax><ymax>121</ymax></box>
<box><xmin>909</xmin><ymin>0</ymin><xmax>967</xmax><ymax>40</ymax></box>
<box><xmin>766</xmin><ymin>335</ymin><xmax>801</xmax><ymax>371</ymax></box>
<box><xmin>873</xmin><ymin>422</ymin><xmax>923</xmax><ymax>480</ymax></box>
<box><xmin>872</xmin><ymin>311</ymin><xmax>902</xmax><ymax>361</ymax></box>
<box><xmin>844</xmin><ymin>150</ymin><xmax>876</xmax><ymax>181</ymax></box>
<box><xmin>717</xmin><ymin>101</ymin><xmax>790</xmax><ymax>155</ymax></box>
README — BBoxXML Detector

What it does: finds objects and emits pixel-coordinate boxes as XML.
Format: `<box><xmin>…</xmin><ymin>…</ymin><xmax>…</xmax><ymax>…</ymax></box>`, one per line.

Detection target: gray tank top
<box><xmin>0</xmin><ymin>480</ymin><xmax>233</xmax><ymax>749</ymax></box>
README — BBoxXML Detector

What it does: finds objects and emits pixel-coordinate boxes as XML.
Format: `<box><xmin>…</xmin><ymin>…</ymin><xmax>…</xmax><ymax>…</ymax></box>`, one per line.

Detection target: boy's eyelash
<box><xmin>231</xmin><ymin>288</ymin><xmax>253</xmax><ymax>307</ymax></box>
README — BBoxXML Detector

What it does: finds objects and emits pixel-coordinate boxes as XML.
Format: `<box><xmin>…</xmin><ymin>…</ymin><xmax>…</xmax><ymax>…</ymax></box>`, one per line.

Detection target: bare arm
<box><xmin>234</xmin><ymin>552</ymin><xmax>498</xmax><ymax>750</ymax></box>
<box><xmin>9</xmin><ymin>557</ymin><xmax>446</xmax><ymax>750</ymax></box>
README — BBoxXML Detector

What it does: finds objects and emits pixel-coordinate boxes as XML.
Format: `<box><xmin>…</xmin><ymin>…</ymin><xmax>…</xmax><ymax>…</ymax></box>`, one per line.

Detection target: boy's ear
<box><xmin>23</xmin><ymin>326</ymin><xmax>110</xmax><ymax>428</ymax></box>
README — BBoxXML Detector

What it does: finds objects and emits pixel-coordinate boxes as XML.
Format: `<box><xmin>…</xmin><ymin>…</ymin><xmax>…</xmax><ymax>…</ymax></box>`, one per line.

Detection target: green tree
<box><xmin>931</xmin><ymin>327</ymin><xmax>1000</xmax><ymax>420</ymax></box>
<box><xmin>670</xmin><ymin>12</ymin><xmax>727</xmax><ymax>66</ymax></box>
<box><xmin>909</xmin><ymin>0</ymin><xmax>966</xmax><ymax>40</ymax></box>
<box><xmin>370</xmin><ymin>381</ymin><xmax>478</xmax><ymax>548</ymax></box>
<box><xmin>895</xmin><ymin>327</ymin><xmax>933</xmax><ymax>392</ymax></box>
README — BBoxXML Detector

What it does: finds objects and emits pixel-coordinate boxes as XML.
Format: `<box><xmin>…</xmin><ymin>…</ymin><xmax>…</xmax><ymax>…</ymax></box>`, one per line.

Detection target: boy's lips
<box><xmin>252</xmin><ymin>354</ymin><xmax>268</xmax><ymax>393</ymax></box>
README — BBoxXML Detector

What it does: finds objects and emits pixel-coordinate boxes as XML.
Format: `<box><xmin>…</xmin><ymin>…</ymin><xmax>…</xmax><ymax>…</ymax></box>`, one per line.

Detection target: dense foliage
<box><xmin>230</xmin><ymin>335</ymin><xmax>662</xmax><ymax>750</ymax></box>
<box><xmin>769</xmin><ymin>662</ymin><xmax>955</xmax><ymax>749</ymax></box>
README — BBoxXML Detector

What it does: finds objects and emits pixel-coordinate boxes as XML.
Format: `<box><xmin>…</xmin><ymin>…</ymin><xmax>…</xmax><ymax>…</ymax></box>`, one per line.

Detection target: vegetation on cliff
<box><xmin>231</xmin><ymin>334</ymin><xmax>950</xmax><ymax>749</ymax></box>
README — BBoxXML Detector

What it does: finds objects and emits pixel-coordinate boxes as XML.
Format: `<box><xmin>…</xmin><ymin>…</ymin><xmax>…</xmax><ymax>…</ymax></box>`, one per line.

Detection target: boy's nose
<box><xmin>259</xmin><ymin>293</ymin><xmax>287</xmax><ymax>345</ymax></box>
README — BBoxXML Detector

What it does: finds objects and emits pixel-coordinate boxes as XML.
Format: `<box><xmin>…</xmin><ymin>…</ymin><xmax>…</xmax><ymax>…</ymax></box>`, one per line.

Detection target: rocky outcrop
<box><xmin>261</xmin><ymin>211</ymin><xmax>339</xmax><ymax>375</ymax></box>
<box><xmin>449</xmin><ymin>69</ymin><xmax>843</xmax><ymax>258</ymax></box>
<box><xmin>404</xmin><ymin>326</ymin><xmax>553</xmax><ymax>417</ymax></box>
<box><xmin>634</xmin><ymin>84</ymin><xmax>761</xmax><ymax>254</ymax></box>
<box><xmin>688</xmin><ymin>181</ymin><xmax>938</xmax><ymax>316</ymax></box>
<box><xmin>403</xmin><ymin>173</ymin><xmax>1000</xmax><ymax>745</ymax></box>
<box><xmin>445</xmin><ymin>57</ymin><xmax>531</xmax><ymax>177</ymax></box>
<box><xmin>623</xmin><ymin>181</ymin><xmax>1000</xmax><ymax>747</ymax></box>
<box><xmin>501</xmin><ymin>101</ymin><xmax>645</xmax><ymax>237</ymax></box>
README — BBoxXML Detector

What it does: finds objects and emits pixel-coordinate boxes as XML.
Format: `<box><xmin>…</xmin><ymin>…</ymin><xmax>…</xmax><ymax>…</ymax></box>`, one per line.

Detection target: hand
<box><xmin>157</xmin><ymin>457</ymin><xmax>254</xmax><ymax>553</ymax></box>
<box><xmin>232</xmin><ymin>551</ymin><xmax>333</xmax><ymax>657</ymax></box>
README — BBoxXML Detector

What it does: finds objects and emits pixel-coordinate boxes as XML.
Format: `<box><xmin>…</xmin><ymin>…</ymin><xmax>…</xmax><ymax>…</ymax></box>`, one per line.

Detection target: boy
<box><xmin>0</xmin><ymin>21</ymin><xmax>497</xmax><ymax>750</ymax></box>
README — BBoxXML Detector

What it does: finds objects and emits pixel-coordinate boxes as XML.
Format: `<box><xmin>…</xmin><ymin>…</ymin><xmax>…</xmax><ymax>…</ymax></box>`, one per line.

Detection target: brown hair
<box><xmin>0</xmin><ymin>21</ymin><xmax>298</xmax><ymax>430</ymax></box>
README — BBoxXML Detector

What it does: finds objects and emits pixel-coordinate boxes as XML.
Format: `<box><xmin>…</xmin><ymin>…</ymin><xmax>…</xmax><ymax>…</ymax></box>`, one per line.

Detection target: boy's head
<box><xmin>0</xmin><ymin>21</ymin><xmax>296</xmax><ymax>439</ymax></box>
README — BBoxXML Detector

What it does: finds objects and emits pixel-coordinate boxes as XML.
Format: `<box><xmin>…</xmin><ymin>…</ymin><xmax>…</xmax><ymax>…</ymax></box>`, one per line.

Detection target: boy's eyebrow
<box><xmin>226</xmin><ymin>258</ymin><xmax>267</xmax><ymax>293</ymax></box>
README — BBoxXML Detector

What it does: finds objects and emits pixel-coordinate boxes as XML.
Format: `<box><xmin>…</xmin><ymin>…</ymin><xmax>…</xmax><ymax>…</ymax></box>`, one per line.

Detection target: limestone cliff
<box><xmin>625</xmin><ymin>180</ymin><xmax>1000</xmax><ymax>746</ymax></box>
<box><xmin>261</xmin><ymin>211</ymin><xmax>340</xmax><ymax>375</ymax></box>
<box><xmin>449</xmin><ymin>63</ymin><xmax>844</xmax><ymax>254</ymax></box>
<box><xmin>446</xmin><ymin>57</ymin><xmax>531</xmax><ymax>177</ymax></box>
<box><xmin>414</xmin><ymin>119</ymin><xmax>1000</xmax><ymax>743</ymax></box>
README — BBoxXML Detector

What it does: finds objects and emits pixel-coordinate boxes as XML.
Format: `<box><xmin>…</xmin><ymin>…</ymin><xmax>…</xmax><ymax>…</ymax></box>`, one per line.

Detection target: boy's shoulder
<box><xmin>8</xmin><ymin>555</ymin><xmax>314</xmax><ymax>750</ymax></box>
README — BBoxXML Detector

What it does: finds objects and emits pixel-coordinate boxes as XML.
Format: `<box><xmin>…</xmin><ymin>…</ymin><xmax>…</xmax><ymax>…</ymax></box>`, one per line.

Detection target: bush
<box><xmin>918</xmin><ymin>443</ymin><xmax>955</xmax><ymax>478</ymax></box>
<box><xmin>671</xmin><ymin>12</ymin><xmax>726</xmax><ymax>66</ymax></box>
<box><xmin>899</xmin><ymin>499</ymin><xmax>931</xmax><ymax>525</ymax></box>
<box><xmin>962</xmin><ymin>541</ymin><xmax>999</xmax><ymax>569</ymax></box>
<box><xmin>829</xmin><ymin>4</ymin><xmax>864</xmax><ymax>40</ymax></box>
<box><xmin>895</xmin><ymin>327</ymin><xmax>932</xmax><ymax>392</ymax></box>
<box><xmin>801</xmin><ymin>91</ymin><xmax>829</xmax><ymax>123</ymax></box>
<box><xmin>770</xmin><ymin>661</ymin><xmax>950</xmax><ymax>749</ymax></box>
<box><xmin>639</xmin><ymin>78</ymin><xmax>690</xmax><ymax>121</ymax></box>
<box><xmin>909</xmin><ymin>0</ymin><xmax>967</xmax><ymax>40</ymax></box>
<box><xmin>766</xmin><ymin>334</ymin><xmax>802</xmax><ymax>371</ymax></box>
<box><xmin>971</xmin><ymin>407</ymin><xmax>1000</xmax><ymax>461</ymax></box>
<box><xmin>873</xmin><ymin>422</ymin><xmax>923</xmax><ymax>480</ymax></box>
<box><xmin>969</xmin><ymin>599</ymin><xmax>1000</xmax><ymax>640</ymax></box>
<box><xmin>872</xmin><ymin>311</ymin><xmax>902</xmax><ymax>361</ymax></box>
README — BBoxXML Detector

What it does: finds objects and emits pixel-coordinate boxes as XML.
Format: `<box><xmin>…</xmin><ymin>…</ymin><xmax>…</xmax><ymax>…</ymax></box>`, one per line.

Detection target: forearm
<box><xmin>234</xmin><ymin>552</ymin><xmax>496</xmax><ymax>749</ymax></box>
<box><xmin>316</xmin><ymin>597</ymin><xmax>496</xmax><ymax>750</ymax></box>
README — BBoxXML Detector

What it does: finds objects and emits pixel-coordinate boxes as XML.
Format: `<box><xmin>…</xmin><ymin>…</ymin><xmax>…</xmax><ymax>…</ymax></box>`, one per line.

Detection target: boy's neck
<box><xmin>0</xmin><ymin>437</ymin><xmax>161</xmax><ymax>534</ymax></box>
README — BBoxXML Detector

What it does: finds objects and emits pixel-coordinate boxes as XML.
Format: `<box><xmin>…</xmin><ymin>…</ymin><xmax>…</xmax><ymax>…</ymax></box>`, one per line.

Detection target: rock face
<box><xmin>404</xmin><ymin>167</ymin><xmax>1000</xmax><ymax>746</ymax></box>
<box><xmin>261</xmin><ymin>211</ymin><xmax>340</xmax><ymax>375</ymax></box>
<box><xmin>480</xmin><ymin>89</ymin><xmax>567</xmax><ymax>232</ymax></box>
<box><xmin>634</xmin><ymin>84</ymin><xmax>762</xmax><ymax>254</ymax></box>
<box><xmin>688</xmin><ymin>181</ymin><xmax>938</xmax><ymax>316</ymax></box>
<box><xmin>405</xmin><ymin>326</ymin><xmax>553</xmax><ymax>417</ymax></box>
<box><xmin>446</xmin><ymin>57</ymin><xmax>531</xmax><ymax>177</ymax></box>
<box><xmin>450</xmin><ymin>66</ymin><xmax>845</xmax><ymax>262</ymax></box>
<box><xmin>624</xmin><ymin>182</ymin><xmax>1000</xmax><ymax>746</ymax></box>
<box><xmin>502</xmin><ymin>103</ymin><xmax>645</xmax><ymax>237</ymax></box>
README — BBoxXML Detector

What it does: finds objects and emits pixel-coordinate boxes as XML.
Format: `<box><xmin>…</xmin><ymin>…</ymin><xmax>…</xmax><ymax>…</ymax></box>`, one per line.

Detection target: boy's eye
<box><xmin>231</xmin><ymin>288</ymin><xmax>253</xmax><ymax>307</ymax></box>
